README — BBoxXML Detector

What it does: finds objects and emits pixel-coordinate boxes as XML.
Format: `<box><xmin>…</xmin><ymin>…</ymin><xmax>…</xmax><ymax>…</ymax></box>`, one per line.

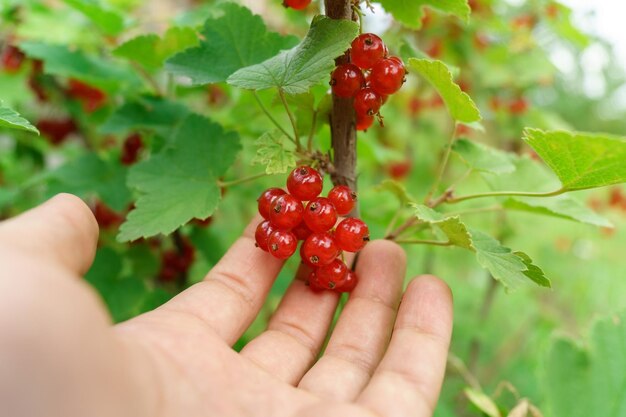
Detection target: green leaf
<box><xmin>514</xmin><ymin>251</ymin><xmax>551</xmax><ymax>288</ymax></box>
<box><xmin>47</xmin><ymin>154</ymin><xmax>132</xmax><ymax>211</ymax></box>
<box><xmin>63</xmin><ymin>0</ymin><xmax>126</xmax><ymax>35</ymax></box>
<box><xmin>379</xmin><ymin>0</ymin><xmax>470</xmax><ymax>29</ymax></box>
<box><xmin>166</xmin><ymin>3</ymin><xmax>298</xmax><ymax>85</ymax></box>
<box><xmin>503</xmin><ymin>197</ymin><xmax>613</xmax><ymax>228</ymax></box>
<box><xmin>523</xmin><ymin>129</ymin><xmax>626</xmax><ymax>191</ymax></box>
<box><xmin>453</xmin><ymin>138</ymin><xmax>515</xmax><ymax>174</ymax></box>
<box><xmin>408</xmin><ymin>58</ymin><xmax>481</xmax><ymax>123</ymax></box>
<box><xmin>113</xmin><ymin>27</ymin><xmax>198</xmax><ymax>70</ymax></box>
<box><xmin>228</xmin><ymin>16</ymin><xmax>359</xmax><ymax>94</ymax></box>
<box><xmin>118</xmin><ymin>114</ymin><xmax>241</xmax><ymax>242</ymax></box>
<box><xmin>252</xmin><ymin>131</ymin><xmax>297</xmax><ymax>175</ymax></box>
<box><xmin>0</xmin><ymin>102</ymin><xmax>39</xmax><ymax>134</ymax></box>
<box><xmin>464</xmin><ymin>388</ymin><xmax>501</xmax><ymax>417</ymax></box>
<box><xmin>19</xmin><ymin>41</ymin><xmax>140</xmax><ymax>91</ymax></box>
<box><xmin>470</xmin><ymin>229</ymin><xmax>551</xmax><ymax>291</ymax></box>
<box><xmin>100</xmin><ymin>96</ymin><xmax>190</xmax><ymax>137</ymax></box>
<box><xmin>545</xmin><ymin>311</ymin><xmax>626</xmax><ymax>417</ymax></box>
<box><xmin>411</xmin><ymin>204</ymin><xmax>473</xmax><ymax>249</ymax></box>
<box><xmin>375</xmin><ymin>179</ymin><xmax>416</xmax><ymax>205</ymax></box>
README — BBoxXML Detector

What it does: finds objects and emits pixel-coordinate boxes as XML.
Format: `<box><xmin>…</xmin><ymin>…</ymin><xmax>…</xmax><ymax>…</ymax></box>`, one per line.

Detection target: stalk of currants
<box><xmin>255</xmin><ymin>166</ymin><xmax>368</xmax><ymax>293</ymax></box>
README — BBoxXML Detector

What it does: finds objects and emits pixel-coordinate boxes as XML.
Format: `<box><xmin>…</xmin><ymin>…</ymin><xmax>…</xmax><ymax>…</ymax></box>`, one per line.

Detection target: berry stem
<box><xmin>252</xmin><ymin>91</ymin><xmax>296</xmax><ymax>144</ymax></box>
<box><xmin>278</xmin><ymin>88</ymin><xmax>302</xmax><ymax>151</ymax></box>
<box><xmin>307</xmin><ymin>110</ymin><xmax>318</xmax><ymax>151</ymax></box>
<box><xmin>325</xmin><ymin>0</ymin><xmax>359</xmax><ymax>209</ymax></box>
<box><xmin>446</xmin><ymin>188</ymin><xmax>566</xmax><ymax>204</ymax></box>
<box><xmin>395</xmin><ymin>238</ymin><xmax>453</xmax><ymax>246</ymax></box>
<box><xmin>218</xmin><ymin>172</ymin><xmax>271</xmax><ymax>188</ymax></box>
<box><xmin>425</xmin><ymin>123</ymin><xmax>457</xmax><ymax>205</ymax></box>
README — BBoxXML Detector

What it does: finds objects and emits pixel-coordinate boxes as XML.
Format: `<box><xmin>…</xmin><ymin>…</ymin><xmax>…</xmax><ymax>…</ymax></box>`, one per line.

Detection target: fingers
<box><xmin>239</xmin><ymin>262</ymin><xmax>342</xmax><ymax>385</ymax></box>
<box><xmin>358</xmin><ymin>275</ymin><xmax>453</xmax><ymax>417</ymax></box>
<box><xmin>298</xmin><ymin>240</ymin><xmax>406</xmax><ymax>400</ymax></box>
<box><xmin>157</xmin><ymin>216</ymin><xmax>285</xmax><ymax>345</ymax></box>
<box><xmin>0</xmin><ymin>193</ymin><xmax>99</xmax><ymax>275</ymax></box>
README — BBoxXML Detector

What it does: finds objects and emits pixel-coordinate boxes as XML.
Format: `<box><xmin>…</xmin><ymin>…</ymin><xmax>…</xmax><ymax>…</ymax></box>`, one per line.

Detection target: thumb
<box><xmin>0</xmin><ymin>193</ymin><xmax>99</xmax><ymax>275</ymax></box>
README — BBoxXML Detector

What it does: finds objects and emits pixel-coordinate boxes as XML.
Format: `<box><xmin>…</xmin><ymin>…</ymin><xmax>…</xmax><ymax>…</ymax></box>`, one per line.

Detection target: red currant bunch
<box><xmin>254</xmin><ymin>166</ymin><xmax>370</xmax><ymax>293</ymax></box>
<box><xmin>329</xmin><ymin>33</ymin><xmax>406</xmax><ymax>132</ymax></box>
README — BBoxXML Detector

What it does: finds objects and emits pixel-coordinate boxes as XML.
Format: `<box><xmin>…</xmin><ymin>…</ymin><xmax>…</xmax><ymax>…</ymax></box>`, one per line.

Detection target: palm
<box><xmin>1</xmin><ymin>195</ymin><xmax>453</xmax><ymax>417</ymax></box>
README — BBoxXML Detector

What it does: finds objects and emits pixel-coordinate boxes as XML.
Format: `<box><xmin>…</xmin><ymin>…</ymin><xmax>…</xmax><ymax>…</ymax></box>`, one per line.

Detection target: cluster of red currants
<box><xmin>255</xmin><ymin>166</ymin><xmax>370</xmax><ymax>292</ymax></box>
<box><xmin>331</xmin><ymin>33</ymin><xmax>406</xmax><ymax>131</ymax></box>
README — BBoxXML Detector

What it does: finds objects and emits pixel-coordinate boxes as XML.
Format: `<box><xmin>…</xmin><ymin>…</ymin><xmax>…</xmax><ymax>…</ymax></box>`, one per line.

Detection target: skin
<box><xmin>0</xmin><ymin>194</ymin><xmax>453</xmax><ymax>417</ymax></box>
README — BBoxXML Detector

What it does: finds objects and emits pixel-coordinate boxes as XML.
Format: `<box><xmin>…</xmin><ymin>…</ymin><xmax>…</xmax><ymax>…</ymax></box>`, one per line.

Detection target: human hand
<box><xmin>0</xmin><ymin>194</ymin><xmax>453</xmax><ymax>417</ymax></box>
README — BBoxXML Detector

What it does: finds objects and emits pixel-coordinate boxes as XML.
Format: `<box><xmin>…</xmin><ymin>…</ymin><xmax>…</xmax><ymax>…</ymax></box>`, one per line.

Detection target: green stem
<box><xmin>252</xmin><ymin>91</ymin><xmax>295</xmax><ymax>143</ymax></box>
<box><xmin>425</xmin><ymin>125</ymin><xmax>457</xmax><ymax>204</ymax></box>
<box><xmin>445</xmin><ymin>205</ymin><xmax>503</xmax><ymax>217</ymax></box>
<box><xmin>278</xmin><ymin>88</ymin><xmax>302</xmax><ymax>151</ymax></box>
<box><xmin>396</xmin><ymin>239</ymin><xmax>453</xmax><ymax>246</ymax></box>
<box><xmin>218</xmin><ymin>172</ymin><xmax>270</xmax><ymax>188</ymax></box>
<box><xmin>307</xmin><ymin>110</ymin><xmax>318</xmax><ymax>151</ymax></box>
<box><xmin>353</xmin><ymin>4</ymin><xmax>364</xmax><ymax>33</ymax></box>
<box><xmin>447</xmin><ymin>188</ymin><xmax>566</xmax><ymax>205</ymax></box>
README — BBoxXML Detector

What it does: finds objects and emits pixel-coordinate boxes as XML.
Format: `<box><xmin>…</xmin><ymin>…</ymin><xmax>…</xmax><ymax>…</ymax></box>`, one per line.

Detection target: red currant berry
<box><xmin>354</xmin><ymin>87</ymin><xmax>383</xmax><ymax>116</ymax></box>
<box><xmin>292</xmin><ymin>221</ymin><xmax>313</xmax><ymax>241</ymax></box>
<box><xmin>283</xmin><ymin>0</ymin><xmax>311</xmax><ymax>10</ymax></box>
<box><xmin>350</xmin><ymin>33</ymin><xmax>388</xmax><ymax>69</ymax></box>
<box><xmin>356</xmin><ymin>113</ymin><xmax>374</xmax><ymax>131</ymax></box>
<box><xmin>304</xmin><ymin>197</ymin><xmax>338</xmax><ymax>232</ymax></box>
<box><xmin>287</xmin><ymin>166</ymin><xmax>323</xmax><ymax>201</ymax></box>
<box><xmin>269</xmin><ymin>194</ymin><xmax>304</xmax><ymax>230</ymax></box>
<box><xmin>316</xmin><ymin>259</ymin><xmax>349</xmax><ymax>290</ymax></box>
<box><xmin>258</xmin><ymin>188</ymin><xmax>287</xmax><ymax>219</ymax></box>
<box><xmin>370</xmin><ymin>57</ymin><xmax>406</xmax><ymax>96</ymax></box>
<box><xmin>255</xmin><ymin>220</ymin><xmax>276</xmax><ymax>251</ymax></box>
<box><xmin>328</xmin><ymin>185</ymin><xmax>357</xmax><ymax>216</ymax></box>
<box><xmin>300</xmin><ymin>233</ymin><xmax>340</xmax><ymax>267</ymax></box>
<box><xmin>268</xmin><ymin>230</ymin><xmax>298</xmax><ymax>259</ymax></box>
<box><xmin>330</xmin><ymin>64</ymin><xmax>365</xmax><ymax>98</ymax></box>
<box><xmin>307</xmin><ymin>270</ymin><xmax>325</xmax><ymax>292</ymax></box>
<box><xmin>334</xmin><ymin>218</ymin><xmax>370</xmax><ymax>252</ymax></box>
<box><xmin>335</xmin><ymin>270</ymin><xmax>358</xmax><ymax>292</ymax></box>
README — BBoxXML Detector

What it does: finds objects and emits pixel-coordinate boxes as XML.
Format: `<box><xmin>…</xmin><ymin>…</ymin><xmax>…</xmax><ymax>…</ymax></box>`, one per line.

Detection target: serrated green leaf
<box><xmin>545</xmin><ymin>311</ymin><xmax>626</xmax><ymax>417</ymax></box>
<box><xmin>118</xmin><ymin>114</ymin><xmax>241</xmax><ymax>242</ymax></box>
<box><xmin>63</xmin><ymin>0</ymin><xmax>126</xmax><ymax>35</ymax></box>
<box><xmin>252</xmin><ymin>131</ymin><xmax>296</xmax><ymax>175</ymax></box>
<box><xmin>470</xmin><ymin>229</ymin><xmax>551</xmax><ymax>291</ymax></box>
<box><xmin>47</xmin><ymin>154</ymin><xmax>131</xmax><ymax>211</ymax></box>
<box><xmin>503</xmin><ymin>197</ymin><xmax>613</xmax><ymax>228</ymax></box>
<box><xmin>375</xmin><ymin>179</ymin><xmax>416</xmax><ymax>205</ymax></box>
<box><xmin>453</xmin><ymin>138</ymin><xmax>515</xmax><ymax>174</ymax></box>
<box><xmin>464</xmin><ymin>388</ymin><xmax>501</xmax><ymax>417</ymax></box>
<box><xmin>408</xmin><ymin>58</ymin><xmax>481</xmax><ymax>123</ymax></box>
<box><xmin>100</xmin><ymin>96</ymin><xmax>190</xmax><ymax>136</ymax></box>
<box><xmin>411</xmin><ymin>204</ymin><xmax>473</xmax><ymax>249</ymax></box>
<box><xmin>113</xmin><ymin>27</ymin><xmax>198</xmax><ymax>69</ymax></box>
<box><xmin>19</xmin><ymin>41</ymin><xmax>140</xmax><ymax>91</ymax></box>
<box><xmin>523</xmin><ymin>129</ymin><xmax>626</xmax><ymax>191</ymax></box>
<box><xmin>514</xmin><ymin>251</ymin><xmax>551</xmax><ymax>287</ymax></box>
<box><xmin>166</xmin><ymin>3</ymin><xmax>298</xmax><ymax>85</ymax></box>
<box><xmin>0</xmin><ymin>102</ymin><xmax>39</xmax><ymax>134</ymax></box>
<box><xmin>379</xmin><ymin>0</ymin><xmax>470</xmax><ymax>29</ymax></box>
<box><xmin>228</xmin><ymin>16</ymin><xmax>359</xmax><ymax>94</ymax></box>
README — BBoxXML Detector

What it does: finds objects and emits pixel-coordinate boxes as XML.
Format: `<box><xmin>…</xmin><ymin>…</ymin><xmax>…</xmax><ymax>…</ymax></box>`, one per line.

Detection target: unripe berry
<box><xmin>269</xmin><ymin>194</ymin><xmax>304</xmax><ymax>230</ymax></box>
<box><xmin>334</xmin><ymin>218</ymin><xmax>370</xmax><ymax>252</ymax></box>
<box><xmin>255</xmin><ymin>220</ymin><xmax>276</xmax><ymax>251</ymax></box>
<box><xmin>316</xmin><ymin>259</ymin><xmax>349</xmax><ymax>290</ymax></box>
<box><xmin>330</xmin><ymin>64</ymin><xmax>365</xmax><ymax>98</ymax></box>
<box><xmin>258</xmin><ymin>188</ymin><xmax>287</xmax><ymax>219</ymax></box>
<box><xmin>301</xmin><ymin>233</ymin><xmax>340</xmax><ymax>267</ymax></box>
<box><xmin>350</xmin><ymin>33</ymin><xmax>388</xmax><ymax>69</ymax></box>
<box><xmin>370</xmin><ymin>57</ymin><xmax>406</xmax><ymax>96</ymax></box>
<box><xmin>328</xmin><ymin>185</ymin><xmax>357</xmax><ymax>216</ymax></box>
<box><xmin>287</xmin><ymin>166</ymin><xmax>324</xmax><ymax>201</ymax></box>
<box><xmin>268</xmin><ymin>230</ymin><xmax>298</xmax><ymax>259</ymax></box>
<box><xmin>304</xmin><ymin>197</ymin><xmax>338</xmax><ymax>232</ymax></box>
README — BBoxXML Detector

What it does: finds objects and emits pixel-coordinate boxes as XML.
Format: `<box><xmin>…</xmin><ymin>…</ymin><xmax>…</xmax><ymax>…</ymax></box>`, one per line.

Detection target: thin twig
<box><xmin>218</xmin><ymin>172</ymin><xmax>269</xmax><ymax>188</ymax></box>
<box><xmin>395</xmin><ymin>239</ymin><xmax>452</xmax><ymax>246</ymax></box>
<box><xmin>425</xmin><ymin>126</ymin><xmax>457</xmax><ymax>204</ymax></box>
<box><xmin>278</xmin><ymin>88</ymin><xmax>302</xmax><ymax>151</ymax></box>
<box><xmin>307</xmin><ymin>110</ymin><xmax>318</xmax><ymax>151</ymax></box>
<box><xmin>447</xmin><ymin>188</ymin><xmax>566</xmax><ymax>205</ymax></box>
<box><xmin>252</xmin><ymin>91</ymin><xmax>295</xmax><ymax>143</ymax></box>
